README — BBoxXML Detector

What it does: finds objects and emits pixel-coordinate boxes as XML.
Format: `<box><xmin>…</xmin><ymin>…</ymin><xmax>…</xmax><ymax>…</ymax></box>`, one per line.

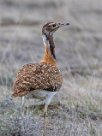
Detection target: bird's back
<box><xmin>12</xmin><ymin>63</ymin><xmax>63</xmax><ymax>97</ymax></box>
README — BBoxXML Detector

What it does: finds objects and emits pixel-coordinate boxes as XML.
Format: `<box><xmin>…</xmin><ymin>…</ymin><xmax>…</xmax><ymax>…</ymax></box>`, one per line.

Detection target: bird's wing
<box><xmin>12</xmin><ymin>63</ymin><xmax>63</xmax><ymax>97</ymax></box>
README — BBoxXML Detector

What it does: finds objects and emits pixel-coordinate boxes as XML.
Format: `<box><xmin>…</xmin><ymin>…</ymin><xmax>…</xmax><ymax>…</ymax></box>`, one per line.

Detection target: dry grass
<box><xmin>0</xmin><ymin>0</ymin><xmax>102</xmax><ymax>135</ymax></box>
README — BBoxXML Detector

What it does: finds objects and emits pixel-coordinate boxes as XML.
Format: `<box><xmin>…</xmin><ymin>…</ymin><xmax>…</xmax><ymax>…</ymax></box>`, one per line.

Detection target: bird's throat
<box><xmin>41</xmin><ymin>34</ymin><xmax>56</xmax><ymax>65</ymax></box>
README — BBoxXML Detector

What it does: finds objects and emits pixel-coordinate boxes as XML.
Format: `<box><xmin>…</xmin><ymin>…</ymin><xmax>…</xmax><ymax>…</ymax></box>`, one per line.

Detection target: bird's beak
<box><xmin>58</xmin><ymin>22</ymin><xmax>70</xmax><ymax>27</ymax></box>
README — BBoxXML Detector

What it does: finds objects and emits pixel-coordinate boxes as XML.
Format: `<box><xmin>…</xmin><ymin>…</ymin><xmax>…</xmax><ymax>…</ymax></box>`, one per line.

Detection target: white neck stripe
<box><xmin>42</xmin><ymin>35</ymin><xmax>50</xmax><ymax>47</ymax></box>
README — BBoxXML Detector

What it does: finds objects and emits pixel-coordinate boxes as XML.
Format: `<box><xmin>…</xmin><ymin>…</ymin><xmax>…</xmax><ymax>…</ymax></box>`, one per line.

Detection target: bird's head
<box><xmin>42</xmin><ymin>22</ymin><xmax>70</xmax><ymax>37</ymax></box>
<box><xmin>42</xmin><ymin>22</ymin><xmax>70</xmax><ymax>60</ymax></box>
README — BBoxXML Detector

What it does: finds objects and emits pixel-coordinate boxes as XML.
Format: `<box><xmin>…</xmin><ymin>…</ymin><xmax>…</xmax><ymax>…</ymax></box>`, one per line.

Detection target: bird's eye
<box><xmin>52</xmin><ymin>24</ymin><xmax>56</xmax><ymax>27</ymax></box>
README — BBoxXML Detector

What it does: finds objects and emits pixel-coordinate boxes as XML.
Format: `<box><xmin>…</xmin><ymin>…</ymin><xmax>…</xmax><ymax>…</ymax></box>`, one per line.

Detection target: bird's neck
<box><xmin>40</xmin><ymin>34</ymin><xmax>56</xmax><ymax>66</ymax></box>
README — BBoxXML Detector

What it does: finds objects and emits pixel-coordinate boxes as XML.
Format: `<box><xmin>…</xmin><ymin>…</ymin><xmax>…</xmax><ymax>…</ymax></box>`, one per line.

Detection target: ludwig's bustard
<box><xmin>12</xmin><ymin>22</ymin><xmax>70</xmax><ymax>116</ymax></box>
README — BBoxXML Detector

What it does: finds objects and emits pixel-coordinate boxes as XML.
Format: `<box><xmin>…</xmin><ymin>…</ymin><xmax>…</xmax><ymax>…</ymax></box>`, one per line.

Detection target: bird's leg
<box><xmin>42</xmin><ymin>92</ymin><xmax>57</xmax><ymax>136</ymax></box>
<box><xmin>56</xmin><ymin>93</ymin><xmax>62</xmax><ymax>108</ymax></box>
<box><xmin>43</xmin><ymin>92</ymin><xmax>57</xmax><ymax>118</ymax></box>
<box><xmin>44</xmin><ymin>104</ymin><xmax>48</xmax><ymax>118</ymax></box>
<box><xmin>58</xmin><ymin>93</ymin><xmax>61</xmax><ymax>104</ymax></box>
<box><xmin>21</xmin><ymin>96</ymin><xmax>26</xmax><ymax>115</ymax></box>
<box><xmin>42</xmin><ymin>104</ymin><xmax>48</xmax><ymax>136</ymax></box>
<box><xmin>22</xmin><ymin>96</ymin><xmax>25</xmax><ymax>107</ymax></box>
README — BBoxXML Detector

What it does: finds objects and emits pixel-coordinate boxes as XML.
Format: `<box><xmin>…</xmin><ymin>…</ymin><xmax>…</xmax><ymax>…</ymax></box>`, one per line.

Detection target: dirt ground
<box><xmin>0</xmin><ymin>0</ymin><xmax>102</xmax><ymax>135</ymax></box>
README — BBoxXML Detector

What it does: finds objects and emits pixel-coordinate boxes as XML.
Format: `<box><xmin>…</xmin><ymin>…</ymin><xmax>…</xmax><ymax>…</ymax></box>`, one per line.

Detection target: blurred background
<box><xmin>0</xmin><ymin>0</ymin><xmax>102</xmax><ymax>135</ymax></box>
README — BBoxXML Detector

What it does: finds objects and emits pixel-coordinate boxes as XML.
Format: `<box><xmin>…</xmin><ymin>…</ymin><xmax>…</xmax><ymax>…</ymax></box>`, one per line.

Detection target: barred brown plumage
<box><xmin>13</xmin><ymin>63</ymin><xmax>63</xmax><ymax>97</ymax></box>
<box><xmin>12</xmin><ymin>21</ymin><xmax>70</xmax><ymax>116</ymax></box>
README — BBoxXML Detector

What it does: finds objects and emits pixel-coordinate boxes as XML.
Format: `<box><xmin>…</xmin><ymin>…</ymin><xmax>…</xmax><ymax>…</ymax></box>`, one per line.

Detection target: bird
<box><xmin>12</xmin><ymin>21</ymin><xmax>70</xmax><ymax>116</ymax></box>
